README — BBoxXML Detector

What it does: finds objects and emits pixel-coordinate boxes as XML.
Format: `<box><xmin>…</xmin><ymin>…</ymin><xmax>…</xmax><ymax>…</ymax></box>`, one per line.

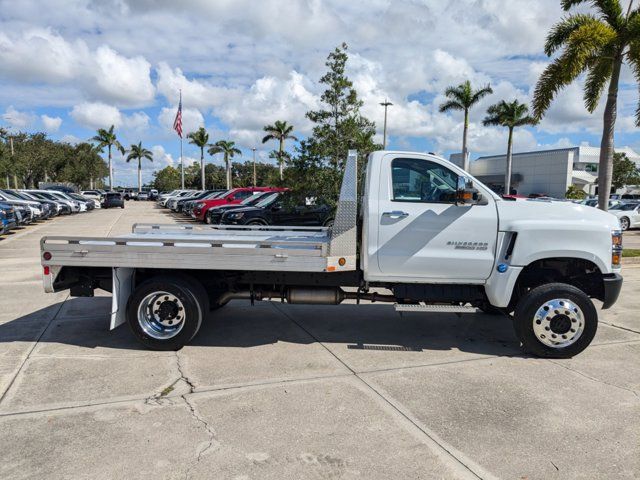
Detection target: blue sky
<box><xmin>0</xmin><ymin>0</ymin><xmax>638</xmax><ymax>186</ymax></box>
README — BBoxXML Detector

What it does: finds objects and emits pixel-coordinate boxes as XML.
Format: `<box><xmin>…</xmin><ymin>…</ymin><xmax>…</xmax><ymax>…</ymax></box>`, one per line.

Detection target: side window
<box><xmin>391</xmin><ymin>158</ymin><xmax>458</xmax><ymax>203</ymax></box>
<box><xmin>233</xmin><ymin>190</ymin><xmax>253</xmax><ymax>200</ymax></box>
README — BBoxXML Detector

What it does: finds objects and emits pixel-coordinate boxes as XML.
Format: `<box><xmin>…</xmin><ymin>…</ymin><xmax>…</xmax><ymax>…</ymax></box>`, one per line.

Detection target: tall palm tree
<box><xmin>92</xmin><ymin>125</ymin><xmax>125</xmax><ymax>191</ymax></box>
<box><xmin>261</xmin><ymin>120</ymin><xmax>298</xmax><ymax>180</ymax></box>
<box><xmin>208</xmin><ymin>140</ymin><xmax>241</xmax><ymax>189</ymax></box>
<box><xmin>483</xmin><ymin>100</ymin><xmax>537</xmax><ymax>195</ymax></box>
<box><xmin>126</xmin><ymin>142</ymin><xmax>153</xmax><ymax>193</ymax></box>
<box><xmin>532</xmin><ymin>0</ymin><xmax>640</xmax><ymax>211</ymax></box>
<box><xmin>187</xmin><ymin>127</ymin><xmax>209</xmax><ymax>190</ymax></box>
<box><xmin>439</xmin><ymin>80</ymin><xmax>493</xmax><ymax>171</ymax></box>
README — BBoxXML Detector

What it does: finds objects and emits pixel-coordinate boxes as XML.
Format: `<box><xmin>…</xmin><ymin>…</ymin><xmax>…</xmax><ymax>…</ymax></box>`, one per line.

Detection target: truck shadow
<box><xmin>0</xmin><ymin>298</ymin><xmax>523</xmax><ymax>357</ymax></box>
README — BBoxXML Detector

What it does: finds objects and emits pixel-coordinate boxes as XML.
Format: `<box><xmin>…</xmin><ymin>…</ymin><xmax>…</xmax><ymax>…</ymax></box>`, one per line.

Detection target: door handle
<box><xmin>382</xmin><ymin>210</ymin><xmax>409</xmax><ymax>219</ymax></box>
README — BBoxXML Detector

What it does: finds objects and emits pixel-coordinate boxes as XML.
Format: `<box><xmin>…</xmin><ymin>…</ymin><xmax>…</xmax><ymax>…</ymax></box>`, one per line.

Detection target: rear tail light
<box><xmin>43</xmin><ymin>251</ymin><xmax>52</xmax><ymax>261</ymax></box>
<box><xmin>43</xmin><ymin>266</ymin><xmax>50</xmax><ymax>275</ymax></box>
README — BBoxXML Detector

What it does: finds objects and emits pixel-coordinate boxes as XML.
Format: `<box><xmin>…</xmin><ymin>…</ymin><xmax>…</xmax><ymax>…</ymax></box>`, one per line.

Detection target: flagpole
<box><xmin>179</xmin><ymin>89</ymin><xmax>184</xmax><ymax>189</ymax></box>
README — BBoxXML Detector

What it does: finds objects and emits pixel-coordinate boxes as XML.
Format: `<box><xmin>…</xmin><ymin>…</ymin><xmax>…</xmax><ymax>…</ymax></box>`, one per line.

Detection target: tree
<box><xmin>126</xmin><ymin>142</ymin><xmax>153</xmax><ymax>192</ymax></box>
<box><xmin>262</xmin><ymin>120</ymin><xmax>298</xmax><ymax>180</ymax></box>
<box><xmin>482</xmin><ymin>100</ymin><xmax>537</xmax><ymax>194</ymax></box>
<box><xmin>187</xmin><ymin>127</ymin><xmax>209</xmax><ymax>190</ymax></box>
<box><xmin>92</xmin><ymin>125</ymin><xmax>125</xmax><ymax>191</ymax></box>
<box><xmin>566</xmin><ymin>184</ymin><xmax>588</xmax><ymax>199</ymax></box>
<box><xmin>63</xmin><ymin>143</ymin><xmax>108</xmax><ymax>189</ymax></box>
<box><xmin>231</xmin><ymin>161</ymin><xmax>279</xmax><ymax>187</ymax></box>
<box><xmin>532</xmin><ymin>0</ymin><xmax>640</xmax><ymax>211</ymax></box>
<box><xmin>439</xmin><ymin>80</ymin><xmax>493</xmax><ymax>172</ymax></box>
<box><xmin>152</xmin><ymin>166</ymin><xmax>181</xmax><ymax>191</ymax></box>
<box><xmin>612</xmin><ymin>152</ymin><xmax>640</xmax><ymax>189</ymax></box>
<box><xmin>294</xmin><ymin>43</ymin><xmax>381</xmax><ymax>203</ymax></box>
<box><xmin>208</xmin><ymin>140</ymin><xmax>241</xmax><ymax>189</ymax></box>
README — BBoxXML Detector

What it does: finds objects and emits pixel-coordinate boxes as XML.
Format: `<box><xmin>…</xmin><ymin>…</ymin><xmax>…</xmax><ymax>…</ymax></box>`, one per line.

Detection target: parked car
<box><xmin>0</xmin><ymin>202</ymin><xmax>17</xmax><ymax>234</ymax></box>
<box><xmin>4</xmin><ymin>190</ymin><xmax>56</xmax><ymax>219</ymax></box>
<box><xmin>81</xmin><ymin>190</ymin><xmax>104</xmax><ymax>202</ymax></box>
<box><xmin>171</xmin><ymin>190</ymin><xmax>221</xmax><ymax>212</ymax></box>
<box><xmin>0</xmin><ymin>191</ymin><xmax>44</xmax><ymax>221</ymax></box>
<box><xmin>15</xmin><ymin>190</ymin><xmax>59</xmax><ymax>218</ymax></box>
<box><xmin>69</xmin><ymin>193</ymin><xmax>98</xmax><ymax>210</ymax></box>
<box><xmin>45</xmin><ymin>185</ymin><xmax>75</xmax><ymax>194</ymax></box>
<box><xmin>137</xmin><ymin>191</ymin><xmax>149</xmax><ymax>201</ymax></box>
<box><xmin>12</xmin><ymin>203</ymin><xmax>32</xmax><ymax>225</ymax></box>
<box><xmin>192</xmin><ymin>187</ymin><xmax>285</xmax><ymax>222</ymax></box>
<box><xmin>148</xmin><ymin>189</ymin><xmax>158</xmax><ymax>200</ymax></box>
<box><xmin>220</xmin><ymin>191</ymin><xmax>334</xmax><ymax>227</ymax></box>
<box><xmin>610</xmin><ymin>202</ymin><xmax>640</xmax><ymax>230</ymax></box>
<box><xmin>24</xmin><ymin>190</ymin><xmax>72</xmax><ymax>215</ymax></box>
<box><xmin>205</xmin><ymin>191</ymin><xmax>278</xmax><ymax>224</ymax></box>
<box><xmin>102</xmin><ymin>192</ymin><xmax>125</xmax><ymax>209</ymax></box>
<box><xmin>122</xmin><ymin>189</ymin><xmax>138</xmax><ymax>201</ymax></box>
<box><xmin>577</xmin><ymin>198</ymin><xmax>623</xmax><ymax>209</ymax></box>
<box><xmin>43</xmin><ymin>190</ymin><xmax>84</xmax><ymax>212</ymax></box>
<box><xmin>183</xmin><ymin>190</ymin><xmax>226</xmax><ymax>217</ymax></box>
<box><xmin>159</xmin><ymin>190</ymin><xmax>197</xmax><ymax>207</ymax></box>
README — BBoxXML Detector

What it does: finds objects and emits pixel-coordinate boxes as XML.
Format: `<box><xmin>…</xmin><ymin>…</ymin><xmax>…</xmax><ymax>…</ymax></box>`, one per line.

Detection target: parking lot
<box><xmin>0</xmin><ymin>200</ymin><xmax>639</xmax><ymax>479</ymax></box>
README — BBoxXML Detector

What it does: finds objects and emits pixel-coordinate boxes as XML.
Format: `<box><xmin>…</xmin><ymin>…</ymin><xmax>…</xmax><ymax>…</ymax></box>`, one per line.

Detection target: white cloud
<box><xmin>41</xmin><ymin>114</ymin><xmax>62</xmax><ymax>132</ymax></box>
<box><xmin>151</xmin><ymin>144</ymin><xmax>174</xmax><ymax>167</ymax></box>
<box><xmin>2</xmin><ymin>106</ymin><xmax>35</xmax><ymax>129</ymax></box>
<box><xmin>70</xmin><ymin>102</ymin><xmax>150</xmax><ymax>133</ymax></box>
<box><xmin>0</xmin><ymin>28</ymin><xmax>154</xmax><ymax>107</ymax></box>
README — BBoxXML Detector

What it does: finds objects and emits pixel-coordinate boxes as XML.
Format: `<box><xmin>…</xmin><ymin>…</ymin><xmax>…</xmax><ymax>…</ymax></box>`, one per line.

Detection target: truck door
<box><xmin>376</xmin><ymin>154</ymin><xmax>498</xmax><ymax>281</ymax></box>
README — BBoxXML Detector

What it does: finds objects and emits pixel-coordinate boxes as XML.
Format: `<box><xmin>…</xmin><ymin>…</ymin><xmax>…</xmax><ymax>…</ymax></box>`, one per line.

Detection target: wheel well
<box><xmin>510</xmin><ymin>258</ymin><xmax>604</xmax><ymax>309</ymax></box>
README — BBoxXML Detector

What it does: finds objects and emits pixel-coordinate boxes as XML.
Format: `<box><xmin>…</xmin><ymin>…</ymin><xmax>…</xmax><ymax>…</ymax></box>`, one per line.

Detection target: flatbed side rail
<box><xmin>131</xmin><ymin>223</ymin><xmax>329</xmax><ymax>236</ymax></box>
<box><xmin>328</xmin><ymin>149</ymin><xmax>358</xmax><ymax>258</ymax></box>
<box><xmin>41</xmin><ymin>235</ymin><xmax>327</xmax><ymax>253</ymax></box>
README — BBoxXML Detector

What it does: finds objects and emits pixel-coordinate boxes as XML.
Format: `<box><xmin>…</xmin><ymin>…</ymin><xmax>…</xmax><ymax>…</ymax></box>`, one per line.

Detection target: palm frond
<box><xmin>439</xmin><ymin>100</ymin><xmax>464</xmax><ymax>113</ymax></box>
<box><xmin>629</xmin><ymin>40</ymin><xmax>640</xmax><ymax>126</ymax></box>
<box><xmin>470</xmin><ymin>84</ymin><xmax>493</xmax><ymax>104</ymax></box>
<box><xmin>584</xmin><ymin>55</ymin><xmax>614</xmax><ymax>112</ymax></box>
<box><xmin>544</xmin><ymin>14</ymin><xmax>599</xmax><ymax>55</ymax></box>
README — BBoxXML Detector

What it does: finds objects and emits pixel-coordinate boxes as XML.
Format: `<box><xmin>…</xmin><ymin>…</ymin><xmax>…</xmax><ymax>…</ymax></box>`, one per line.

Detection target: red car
<box><xmin>191</xmin><ymin>187</ymin><xmax>286</xmax><ymax>221</ymax></box>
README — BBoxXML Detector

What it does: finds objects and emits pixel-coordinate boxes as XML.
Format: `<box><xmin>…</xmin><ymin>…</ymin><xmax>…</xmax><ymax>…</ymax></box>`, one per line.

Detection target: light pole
<box><xmin>379</xmin><ymin>100</ymin><xmax>393</xmax><ymax>149</ymax></box>
<box><xmin>252</xmin><ymin>148</ymin><xmax>257</xmax><ymax>187</ymax></box>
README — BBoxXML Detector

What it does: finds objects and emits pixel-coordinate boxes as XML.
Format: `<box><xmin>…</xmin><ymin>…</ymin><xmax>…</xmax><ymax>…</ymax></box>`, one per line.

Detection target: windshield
<box><xmin>613</xmin><ymin>203</ymin><xmax>639</xmax><ymax>211</ymax></box>
<box><xmin>241</xmin><ymin>192</ymin><xmax>267</xmax><ymax>205</ymax></box>
<box><xmin>255</xmin><ymin>192</ymin><xmax>280</xmax><ymax>207</ymax></box>
<box><xmin>1</xmin><ymin>190</ymin><xmax>22</xmax><ymax>201</ymax></box>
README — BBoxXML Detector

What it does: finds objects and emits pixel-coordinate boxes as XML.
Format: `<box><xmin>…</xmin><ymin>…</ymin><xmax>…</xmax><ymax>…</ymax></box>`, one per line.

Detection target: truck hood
<box><xmin>497</xmin><ymin>199</ymin><xmax>621</xmax><ymax>232</ymax></box>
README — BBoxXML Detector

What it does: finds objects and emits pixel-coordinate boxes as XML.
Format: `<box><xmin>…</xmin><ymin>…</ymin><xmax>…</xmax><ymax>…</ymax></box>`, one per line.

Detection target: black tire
<box><xmin>126</xmin><ymin>274</ymin><xmax>209</xmax><ymax>350</ymax></box>
<box><xmin>246</xmin><ymin>219</ymin><xmax>268</xmax><ymax>226</ymax></box>
<box><xmin>620</xmin><ymin>216</ymin><xmax>630</xmax><ymax>231</ymax></box>
<box><xmin>324</xmin><ymin>218</ymin><xmax>334</xmax><ymax>228</ymax></box>
<box><xmin>513</xmin><ymin>283</ymin><xmax>597</xmax><ymax>358</ymax></box>
<box><xmin>120</xmin><ymin>205</ymin><xmax>125</xmax><ymax>209</ymax></box>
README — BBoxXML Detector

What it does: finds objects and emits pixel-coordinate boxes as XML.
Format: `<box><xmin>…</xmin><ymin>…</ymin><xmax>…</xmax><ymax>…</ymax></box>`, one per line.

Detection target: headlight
<box><xmin>228</xmin><ymin>212</ymin><xmax>244</xmax><ymax>219</ymax></box>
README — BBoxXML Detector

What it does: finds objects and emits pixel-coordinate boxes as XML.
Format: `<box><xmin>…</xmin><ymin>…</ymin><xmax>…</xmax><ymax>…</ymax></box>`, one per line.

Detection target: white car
<box><xmin>610</xmin><ymin>202</ymin><xmax>640</xmax><ymax>230</ymax></box>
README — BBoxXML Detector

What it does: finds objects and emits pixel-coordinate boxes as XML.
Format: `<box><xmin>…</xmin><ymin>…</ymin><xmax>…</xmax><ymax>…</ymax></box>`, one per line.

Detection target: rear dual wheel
<box><xmin>127</xmin><ymin>275</ymin><xmax>209</xmax><ymax>350</ymax></box>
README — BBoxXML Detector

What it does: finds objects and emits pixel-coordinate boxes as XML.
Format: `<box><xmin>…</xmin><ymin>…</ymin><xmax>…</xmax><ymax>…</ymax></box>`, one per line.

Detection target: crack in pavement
<box><xmin>174</xmin><ymin>351</ymin><xmax>219</xmax><ymax>480</ymax></box>
<box><xmin>549</xmin><ymin>359</ymin><xmax>640</xmax><ymax>400</ymax></box>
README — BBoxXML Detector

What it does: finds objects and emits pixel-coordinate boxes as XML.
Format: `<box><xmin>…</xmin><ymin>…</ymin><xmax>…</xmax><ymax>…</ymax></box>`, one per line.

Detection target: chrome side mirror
<box><xmin>456</xmin><ymin>176</ymin><xmax>480</xmax><ymax>205</ymax></box>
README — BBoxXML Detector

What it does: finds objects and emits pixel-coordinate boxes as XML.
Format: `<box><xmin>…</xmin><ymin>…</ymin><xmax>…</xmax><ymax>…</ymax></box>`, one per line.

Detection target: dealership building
<box><xmin>449</xmin><ymin>145</ymin><xmax>640</xmax><ymax>197</ymax></box>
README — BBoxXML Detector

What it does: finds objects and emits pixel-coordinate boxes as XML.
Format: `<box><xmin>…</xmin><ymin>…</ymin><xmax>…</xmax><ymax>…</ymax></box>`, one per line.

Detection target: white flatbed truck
<box><xmin>40</xmin><ymin>150</ymin><xmax>623</xmax><ymax>357</ymax></box>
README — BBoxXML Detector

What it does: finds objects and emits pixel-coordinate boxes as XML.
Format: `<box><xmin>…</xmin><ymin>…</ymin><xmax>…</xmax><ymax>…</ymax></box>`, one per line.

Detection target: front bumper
<box><xmin>602</xmin><ymin>273</ymin><xmax>623</xmax><ymax>309</ymax></box>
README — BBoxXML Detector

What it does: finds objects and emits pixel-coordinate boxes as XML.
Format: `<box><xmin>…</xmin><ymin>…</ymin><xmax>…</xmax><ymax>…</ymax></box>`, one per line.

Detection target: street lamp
<box><xmin>252</xmin><ymin>148</ymin><xmax>257</xmax><ymax>187</ymax></box>
<box><xmin>379</xmin><ymin>100</ymin><xmax>393</xmax><ymax>150</ymax></box>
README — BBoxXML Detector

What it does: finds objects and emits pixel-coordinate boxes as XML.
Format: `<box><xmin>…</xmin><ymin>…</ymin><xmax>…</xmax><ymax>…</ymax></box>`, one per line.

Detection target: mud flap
<box><xmin>110</xmin><ymin>267</ymin><xmax>134</xmax><ymax>330</ymax></box>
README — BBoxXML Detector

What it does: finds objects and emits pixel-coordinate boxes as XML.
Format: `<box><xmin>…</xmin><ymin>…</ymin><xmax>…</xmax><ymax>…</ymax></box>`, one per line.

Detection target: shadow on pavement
<box><xmin>0</xmin><ymin>297</ymin><xmax>522</xmax><ymax>357</ymax></box>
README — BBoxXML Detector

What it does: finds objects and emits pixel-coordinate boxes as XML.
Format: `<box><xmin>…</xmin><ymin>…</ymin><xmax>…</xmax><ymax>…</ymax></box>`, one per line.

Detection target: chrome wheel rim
<box><xmin>532</xmin><ymin>298</ymin><xmax>584</xmax><ymax>348</ymax></box>
<box><xmin>620</xmin><ymin>217</ymin><xmax>629</xmax><ymax>230</ymax></box>
<box><xmin>137</xmin><ymin>291</ymin><xmax>186</xmax><ymax>340</ymax></box>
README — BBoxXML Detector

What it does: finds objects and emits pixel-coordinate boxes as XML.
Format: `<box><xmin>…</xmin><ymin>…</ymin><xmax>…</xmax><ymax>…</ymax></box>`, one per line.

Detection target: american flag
<box><xmin>173</xmin><ymin>95</ymin><xmax>183</xmax><ymax>138</ymax></box>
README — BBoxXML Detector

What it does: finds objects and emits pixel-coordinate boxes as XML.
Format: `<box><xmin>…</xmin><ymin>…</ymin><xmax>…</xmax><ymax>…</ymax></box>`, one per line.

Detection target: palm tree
<box><xmin>187</xmin><ymin>127</ymin><xmax>209</xmax><ymax>190</ymax></box>
<box><xmin>483</xmin><ymin>100</ymin><xmax>537</xmax><ymax>195</ymax></box>
<box><xmin>532</xmin><ymin>0</ymin><xmax>640</xmax><ymax>211</ymax></box>
<box><xmin>208</xmin><ymin>140</ymin><xmax>241</xmax><ymax>189</ymax></box>
<box><xmin>261</xmin><ymin>120</ymin><xmax>298</xmax><ymax>180</ymax></box>
<box><xmin>126</xmin><ymin>142</ymin><xmax>153</xmax><ymax>193</ymax></box>
<box><xmin>439</xmin><ymin>80</ymin><xmax>493</xmax><ymax>171</ymax></box>
<box><xmin>92</xmin><ymin>125</ymin><xmax>125</xmax><ymax>191</ymax></box>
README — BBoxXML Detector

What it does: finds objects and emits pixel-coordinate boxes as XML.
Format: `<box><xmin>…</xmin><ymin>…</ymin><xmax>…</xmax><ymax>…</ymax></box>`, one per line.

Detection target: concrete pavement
<box><xmin>0</xmin><ymin>201</ymin><xmax>638</xmax><ymax>479</ymax></box>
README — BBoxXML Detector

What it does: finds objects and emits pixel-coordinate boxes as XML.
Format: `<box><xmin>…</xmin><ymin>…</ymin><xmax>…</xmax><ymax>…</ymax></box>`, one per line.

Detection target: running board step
<box><xmin>394</xmin><ymin>304</ymin><xmax>479</xmax><ymax>313</ymax></box>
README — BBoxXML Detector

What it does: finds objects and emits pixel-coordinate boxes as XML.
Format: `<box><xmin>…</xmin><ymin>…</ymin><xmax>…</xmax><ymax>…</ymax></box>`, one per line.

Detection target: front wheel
<box><xmin>126</xmin><ymin>275</ymin><xmax>209</xmax><ymax>350</ymax></box>
<box><xmin>620</xmin><ymin>216</ymin><xmax>630</xmax><ymax>231</ymax></box>
<box><xmin>512</xmin><ymin>283</ymin><xmax>597</xmax><ymax>358</ymax></box>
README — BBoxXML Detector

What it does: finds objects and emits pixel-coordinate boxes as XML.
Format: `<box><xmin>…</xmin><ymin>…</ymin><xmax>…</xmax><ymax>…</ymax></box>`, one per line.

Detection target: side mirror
<box><xmin>456</xmin><ymin>176</ymin><xmax>480</xmax><ymax>205</ymax></box>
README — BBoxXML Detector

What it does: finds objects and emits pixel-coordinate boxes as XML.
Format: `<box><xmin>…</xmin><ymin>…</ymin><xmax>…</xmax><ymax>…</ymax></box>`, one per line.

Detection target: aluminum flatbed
<box><xmin>41</xmin><ymin>151</ymin><xmax>358</xmax><ymax>275</ymax></box>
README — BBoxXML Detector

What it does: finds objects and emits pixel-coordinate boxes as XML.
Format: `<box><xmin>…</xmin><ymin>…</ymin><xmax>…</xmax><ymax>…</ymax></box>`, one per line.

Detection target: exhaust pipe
<box><xmin>217</xmin><ymin>287</ymin><xmax>396</xmax><ymax>306</ymax></box>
